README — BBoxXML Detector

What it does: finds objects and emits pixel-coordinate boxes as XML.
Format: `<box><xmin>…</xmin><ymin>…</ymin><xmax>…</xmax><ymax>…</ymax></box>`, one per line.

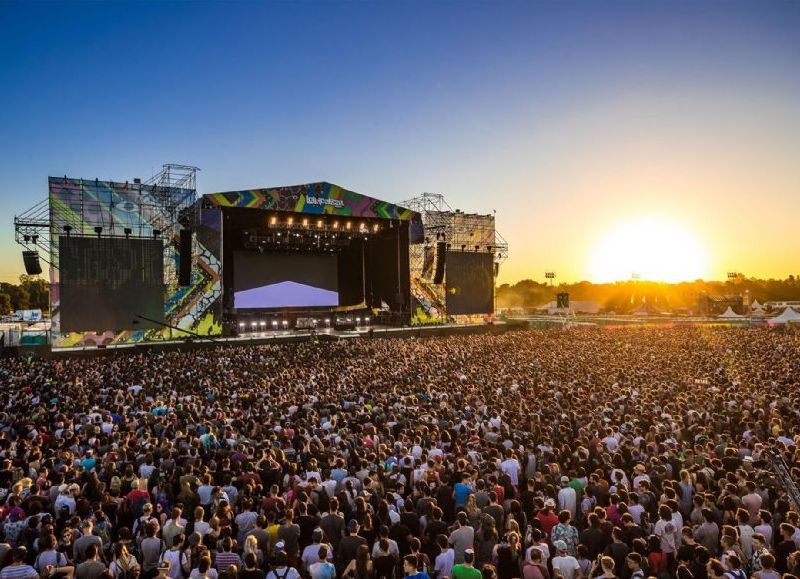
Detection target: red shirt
<box><xmin>536</xmin><ymin>510</ymin><xmax>559</xmax><ymax>542</ymax></box>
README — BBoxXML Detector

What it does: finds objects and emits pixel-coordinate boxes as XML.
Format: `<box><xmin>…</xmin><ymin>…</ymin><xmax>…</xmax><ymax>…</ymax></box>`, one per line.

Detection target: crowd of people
<box><xmin>0</xmin><ymin>326</ymin><xmax>799</xmax><ymax>579</ymax></box>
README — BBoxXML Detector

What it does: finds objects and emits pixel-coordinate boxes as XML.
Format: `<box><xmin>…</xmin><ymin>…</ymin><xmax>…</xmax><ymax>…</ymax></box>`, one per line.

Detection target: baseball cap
<box><xmin>560</xmin><ymin>476</ymin><xmax>569</xmax><ymax>484</ymax></box>
<box><xmin>553</xmin><ymin>540</ymin><xmax>568</xmax><ymax>552</ymax></box>
<box><xmin>464</xmin><ymin>548</ymin><xmax>475</xmax><ymax>564</ymax></box>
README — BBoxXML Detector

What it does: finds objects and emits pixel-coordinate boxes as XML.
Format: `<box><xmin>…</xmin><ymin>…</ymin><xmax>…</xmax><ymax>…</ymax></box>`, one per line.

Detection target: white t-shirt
<box><xmin>525</xmin><ymin>545</ymin><xmax>550</xmax><ymax>565</ymax></box>
<box><xmin>552</xmin><ymin>555</ymin><xmax>581</xmax><ymax>579</ymax></box>
<box><xmin>500</xmin><ymin>459</ymin><xmax>521</xmax><ymax>487</ymax></box>
<box><xmin>266</xmin><ymin>567</ymin><xmax>301</xmax><ymax>579</ymax></box>
<box><xmin>558</xmin><ymin>487</ymin><xmax>577</xmax><ymax>517</ymax></box>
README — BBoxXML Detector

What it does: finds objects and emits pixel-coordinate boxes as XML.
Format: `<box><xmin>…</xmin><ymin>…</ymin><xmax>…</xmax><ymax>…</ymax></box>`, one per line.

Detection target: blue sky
<box><xmin>1</xmin><ymin>0</ymin><xmax>798</xmax><ymax>283</ymax></box>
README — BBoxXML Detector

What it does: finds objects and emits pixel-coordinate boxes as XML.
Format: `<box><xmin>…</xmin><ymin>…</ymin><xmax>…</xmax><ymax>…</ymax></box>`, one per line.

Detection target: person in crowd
<box><xmin>0</xmin><ymin>327</ymin><xmax>798</xmax><ymax>579</ymax></box>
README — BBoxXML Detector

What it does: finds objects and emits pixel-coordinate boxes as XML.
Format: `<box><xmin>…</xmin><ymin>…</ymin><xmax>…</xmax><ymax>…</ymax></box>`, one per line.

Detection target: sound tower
<box><xmin>433</xmin><ymin>241</ymin><xmax>446</xmax><ymax>284</ymax></box>
<box><xmin>557</xmin><ymin>292</ymin><xmax>570</xmax><ymax>309</ymax></box>
<box><xmin>22</xmin><ymin>251</ymin><xmax>42</xmax><ymax>275</ymax></box>
<box><xmin>179</xmin><ymin>229</ymin><xmax>192</xmax><ymax>286</ymax></box>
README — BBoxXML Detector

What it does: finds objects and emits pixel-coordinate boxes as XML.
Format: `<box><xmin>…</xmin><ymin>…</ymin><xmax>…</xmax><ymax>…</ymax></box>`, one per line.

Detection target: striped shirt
<box><xmin>0</xmin><ymin>564</ymin><xmax>39</xmax><ymax>579</ymax></box>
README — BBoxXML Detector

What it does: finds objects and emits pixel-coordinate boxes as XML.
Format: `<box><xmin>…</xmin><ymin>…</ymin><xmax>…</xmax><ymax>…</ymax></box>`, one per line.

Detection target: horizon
<box><xmin>1</xmin><ymin>1</ymin><xmax>798</xmax><ymax>285</ymax></box>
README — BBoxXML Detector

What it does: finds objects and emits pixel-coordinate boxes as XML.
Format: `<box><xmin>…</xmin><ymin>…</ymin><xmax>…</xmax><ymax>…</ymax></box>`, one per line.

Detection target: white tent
<box><xmin>768</xmin><ymin>307</ymin><xmax>800</xmax><ymax>325</ymax></box>
<box><xmin>750</xmin><ymin>299</ymin><xmax>765</xmax><ymax>313</ymax></box>
<box><xmin>718</xmin><ymin>307</ymin><xmax>745</xmax><ymax>319</ymax></box>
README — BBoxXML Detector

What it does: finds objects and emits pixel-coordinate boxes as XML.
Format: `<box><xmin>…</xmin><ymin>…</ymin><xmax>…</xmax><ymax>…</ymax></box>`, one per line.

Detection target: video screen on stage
<box><xmin>233</xmin><ymin>252</ymin><xmax>339</xmax><ymax>309</ymax></box>
<box><xmin>58</xmin><ymin>236</ymin><xmax>165</xmax><ymax>332</ymax></box>
<box><xmin>445</xmin><ymin>251</ymin><xmax>494</xmax><ymax>315</ymax></box>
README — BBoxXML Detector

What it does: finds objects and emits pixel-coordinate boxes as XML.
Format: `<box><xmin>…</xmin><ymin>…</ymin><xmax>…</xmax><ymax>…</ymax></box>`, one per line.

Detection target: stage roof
<box><xmin>202</xmin><ymin>181</ymin><xmax>421</xmax><ymax>223</ymax></box>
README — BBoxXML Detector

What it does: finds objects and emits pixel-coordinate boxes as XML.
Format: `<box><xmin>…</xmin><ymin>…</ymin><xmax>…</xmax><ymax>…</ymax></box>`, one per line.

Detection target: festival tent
<box><xmin>750</xmin><ymin>299</ymin><xmax>765</xmax><ymax>313</ymax></box>
<box><xmin>768</xmin><ymin>307</ymin><xmax>800</xmax><ymax>325</ymax></box>
<box><xmin>718</xmin><ymin>307</ymin><xmax>745</xmax><ymax>319</ymax></box>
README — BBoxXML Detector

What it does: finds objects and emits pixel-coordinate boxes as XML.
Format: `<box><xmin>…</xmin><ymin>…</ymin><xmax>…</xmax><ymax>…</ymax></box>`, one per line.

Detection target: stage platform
<box><xmin>3</xmin><ymin>321</ymin><xmax>516</xmax><ymax>358</ymax></box>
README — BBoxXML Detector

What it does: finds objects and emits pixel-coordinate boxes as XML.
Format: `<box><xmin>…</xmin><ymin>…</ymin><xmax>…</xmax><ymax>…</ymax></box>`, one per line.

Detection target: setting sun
<box><xmin>588</xmin><ymin>218</ymin><xmax>710</xmax><ymax>283</ymax></box>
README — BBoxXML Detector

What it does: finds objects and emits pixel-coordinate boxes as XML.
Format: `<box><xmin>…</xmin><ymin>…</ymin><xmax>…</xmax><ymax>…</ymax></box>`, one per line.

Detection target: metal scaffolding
<box><xmin>14</xmin><ymin>164</ymin><xmax>199</xmax><ymax>284</ymax></box>
<box><xmin>402</xmin><ymin>192</ymin><xmax>508</xmax><ymax>263</ymax></box>
<box><xmin>402</xmin><ymin>192</ymin><xmax>508</xmax><ymax>322</ymax></box>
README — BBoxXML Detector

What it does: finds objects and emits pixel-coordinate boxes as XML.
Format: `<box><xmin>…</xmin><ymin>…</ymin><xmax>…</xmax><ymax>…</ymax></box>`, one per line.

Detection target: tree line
<box><xmin>0</xmin><ymin>275</ymin><xmax>49</xmax><ymax>315</ymax></box>
<box><xmin>497</xmin><ymin>275</ymin><xmax>800</xmax><ymax>313</ymax></box>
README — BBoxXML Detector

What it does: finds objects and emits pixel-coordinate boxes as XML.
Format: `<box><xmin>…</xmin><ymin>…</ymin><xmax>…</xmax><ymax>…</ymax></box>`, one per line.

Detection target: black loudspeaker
<box><xmin>494</xmin><ymin>262</ymin><xmax>500</xmax><ymax>278</ymax></box>
<box><xmin>557</xmin><ymin>292</ymin><xmax>570</xmax><ymax>309</ymax></box>
<box><xmin>433</xmin><ymin>241</ymin><xmax>446</xmax><ymax>284</ymax></box>
<box><xmin>22</xmin><ymin>251</ymin><xmax>42</xmax><ymax>275</ymax></box>
<box><xmin>178</xmin><ymin>229</ymin><xmax>192</xmax><ymax>286</ymax></box>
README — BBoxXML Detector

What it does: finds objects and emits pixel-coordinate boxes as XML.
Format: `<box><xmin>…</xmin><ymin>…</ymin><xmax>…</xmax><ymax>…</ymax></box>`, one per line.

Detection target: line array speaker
<box><xmin>433</xmin><ymin>241</ymin><xmax>446</xmax><ymax>284</ymax></box>
<box><xmin>22</xmin><ymin>250</ymin><xmax>42</xmax><ymax>275</ymax></box>
<box><xmin>178</xmin><ymin>229</ymin><xmax>192</xmax><ymax>286</ymax></box>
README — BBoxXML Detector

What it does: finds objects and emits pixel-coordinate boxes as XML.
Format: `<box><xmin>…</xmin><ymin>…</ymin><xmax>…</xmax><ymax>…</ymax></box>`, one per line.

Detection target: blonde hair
<box><xmin>244</xmin><ymin>535</ymin><xmax>259</xmax><ymax>557</ymax></box>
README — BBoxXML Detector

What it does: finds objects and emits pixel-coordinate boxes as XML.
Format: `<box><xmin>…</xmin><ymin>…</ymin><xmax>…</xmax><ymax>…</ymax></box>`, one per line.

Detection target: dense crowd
<box><xmin>0</xmin><ymin>327</ymin><xmax>799</xmax><ymax>579</ymax></box>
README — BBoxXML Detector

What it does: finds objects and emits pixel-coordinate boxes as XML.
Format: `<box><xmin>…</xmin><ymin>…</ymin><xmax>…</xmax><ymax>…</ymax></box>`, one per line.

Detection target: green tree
<box><xmin>0</xmin><ymin>293</ymin><xmax>11</xmax><ymax>316</ymax></box>
<box><xmin>18</xmin><ymin>274</ymin><xmax>49</xmax><ymax>311</ymax></box>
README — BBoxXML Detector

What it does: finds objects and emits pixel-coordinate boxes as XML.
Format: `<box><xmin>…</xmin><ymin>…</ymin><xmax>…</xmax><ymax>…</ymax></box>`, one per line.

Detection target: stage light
<box><xmin>356</xmin><ymin>317</ymin><xmax>361</xmax><ymax>324</ymax></box>
<box><xmin>259</xmin><ymin>321</ymin><xmax>266</xmax><ymax>327</ymax></box>
<box><xmin>373</xmin><ymin>224</ymin><xmax>379</xmax><ymax>232</ymax></box>
<box><xmin>325</xmin><ymin>318</ymin><xmax>331</xmax><ymax>325</ymax></box>
<box><xmin>365</xmin><ymin>317</ymin><xmax>370</xmax><ymax>324</ymax></box>
<box><xmin>238</xmin><ymin>322</ymin><xmax>245</xmax><ymax>328</ymax></box>
<box><xmin>282</xmin><ymin>320</ymin><xmax>289</xmax><ymax>328</ymax></box>
<box><xmin>270</xmin><ymin>216</ymin><xmax>277</xmax><ymax>225</ymax></box>
<box><xmin>251</xmin><ymin>321</ymin><xmax>257</xmax><ymax>328</ymax></box>
<box><xmin>332</xmin><ymin>222</ymin><xmax>339</xmax><ymax>229</ymax></box>
<box><xmin>359</xmin><ymin>222</ymin><xmax>365</xmax><ymax>230</ymax></box>
<box><xmin>272</xmin><ymin>320</ymin><xmax>278</xmax><ymax>328</ymax></box>
<box><xmin>287</xmin><ymin>217</ymin><xmax>294</xmax><ymax>225</ymax></box>
<box><xmin>317</xmin><ymin>219</ymin><xmax>323</xmax><ymax>228</ymax></box>
<box><xmin>302</xmin><ymin>218</ymin><xmax>309</xmax><ymax>227</ymax></box>
<box><xmin>346</xmin><ymin>222</ymin><xmax>352</xmax><ymax>230</ymax></box>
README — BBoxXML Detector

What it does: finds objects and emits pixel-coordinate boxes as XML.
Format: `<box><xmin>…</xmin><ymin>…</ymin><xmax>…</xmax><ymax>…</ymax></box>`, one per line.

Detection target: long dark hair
<box><xmin>356</xmin><ymin>544</ymin><xmax>370</xmax><ymax>577</ymax></box>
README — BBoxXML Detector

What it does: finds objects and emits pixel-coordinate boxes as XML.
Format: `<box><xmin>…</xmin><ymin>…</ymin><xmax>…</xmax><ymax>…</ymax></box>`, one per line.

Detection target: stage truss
<box><xmin>401</xmin><ymin>192</ymin><xmax>508</xmax><ymax>324</ymax></box>
<box><xmin>15</xmin><ymin>164</ymin><xmax>198</xmax><ymax>287</ymax></box>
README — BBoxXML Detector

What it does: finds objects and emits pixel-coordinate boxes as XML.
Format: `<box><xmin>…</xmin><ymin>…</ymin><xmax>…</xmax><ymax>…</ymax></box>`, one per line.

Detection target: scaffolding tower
<box><xmin>402</xmin><ymin>192</ymin><xmax>508</xmax><ymax>322</ymax></box>
<box><xmin>14</xmin><ymin>164</ymin><xmax>198</xmax><ymax>287</ymax></box>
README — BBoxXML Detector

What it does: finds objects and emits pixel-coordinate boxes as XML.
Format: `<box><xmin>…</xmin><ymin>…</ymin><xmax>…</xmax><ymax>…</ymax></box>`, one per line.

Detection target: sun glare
<box><xmin>588</xmin><ymin>218</ymin><xmax>709</xmax><ymax>283</ymax></box>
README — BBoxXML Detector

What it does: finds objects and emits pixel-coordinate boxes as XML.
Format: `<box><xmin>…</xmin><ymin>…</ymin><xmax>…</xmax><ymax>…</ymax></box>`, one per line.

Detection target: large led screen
<box><xmin>445</xmin><ymin>251</ymin><xmax>494</xmax><ymax>315</ymax></box>
<box><xmin>233</xmin><ymin>252</ymin><xmax>339</xmax><ymax>309</ymax></box>
<box><xmin>59</xmin><ymin>236</ymin><xmax>165</xmax><ymax>332</ymax></box>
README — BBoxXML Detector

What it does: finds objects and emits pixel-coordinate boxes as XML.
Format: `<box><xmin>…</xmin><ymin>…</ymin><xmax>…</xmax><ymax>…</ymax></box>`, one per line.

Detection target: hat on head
<box><xmin>560</xmin><ymin>476</ymin><xmax>569</xmax><ymax>484</ymax></box>
<box><xmin>553</xmin><ymin>540</ymin><xmax>568</xmax><ymax>552</ymax></box>
<box><xmin>464</xmin><ymin>548</ymin><xmax>475</xmax><ymax>564</ymax></box>
<box><xmin>544</xmin><ymin>498</ymin><xmax>556</xmax><ymax>508</ymax></box>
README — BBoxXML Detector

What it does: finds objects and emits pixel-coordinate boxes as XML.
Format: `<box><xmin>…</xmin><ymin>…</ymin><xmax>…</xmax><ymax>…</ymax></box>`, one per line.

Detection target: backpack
<box><xmin>117</xmin><ymin>555</ymin><xmax>138</xmax><ymax>579</ymax></box>
<box><xmin>94</xmin><ymin>521</ymin><xmax>112</xmax><ymax>548</ymax></box>
<box><xmin>311</xmin><ymin>488</ymin><xmax>329</xmax><ymax>513</ymax></box>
